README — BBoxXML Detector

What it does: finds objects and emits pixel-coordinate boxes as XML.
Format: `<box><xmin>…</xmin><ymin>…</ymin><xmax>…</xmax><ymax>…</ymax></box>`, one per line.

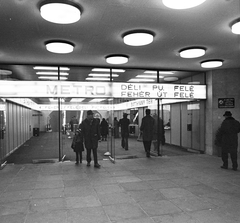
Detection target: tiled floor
<box><xmin>5</xmin><ymin>132</ymin><xmax>193</xmax><ymax>164</ymax></box>
<box><xmin>1</xmin><ymin>153</ymin><xmax>240</xmax><ymax>223</ymax></box>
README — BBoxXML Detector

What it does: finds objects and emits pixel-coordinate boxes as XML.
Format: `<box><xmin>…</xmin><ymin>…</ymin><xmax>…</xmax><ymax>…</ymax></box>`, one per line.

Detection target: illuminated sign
<box><xmin>0</xmin><ymin>81</ymin><xmax>206</xmax><ymax>99</ymax></box>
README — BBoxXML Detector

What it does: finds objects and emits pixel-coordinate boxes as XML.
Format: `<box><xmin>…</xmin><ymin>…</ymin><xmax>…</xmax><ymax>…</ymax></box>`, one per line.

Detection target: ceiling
<box><xmin>0</xmin><ymin>0</ymin><xmax>239</xmax><ymax>84</ymax></box>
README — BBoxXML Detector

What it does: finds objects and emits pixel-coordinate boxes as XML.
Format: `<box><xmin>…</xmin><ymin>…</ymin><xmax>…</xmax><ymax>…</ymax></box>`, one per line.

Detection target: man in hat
<box><xmin>218</xmin><ymin>111</ymin><xmax>240</xmax><ymax>171</ymax></box>
<box><xmin>80</xmin><ymin>110</ymin><xmax>101</xmax><ymax>168</ymax></box>
<box><xmin>119</xmin><ymin>113</ymin><xmax>130</xmax><ymax>150</ymax></box>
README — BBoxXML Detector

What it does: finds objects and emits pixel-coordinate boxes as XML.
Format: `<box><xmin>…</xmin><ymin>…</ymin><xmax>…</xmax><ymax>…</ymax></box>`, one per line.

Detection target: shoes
<box><xmin>221</xmin><ymin>166</ymin><xmax>228</xmax><ymax>169</ymax></box>
<box><xmin>94</xmin><ymin>164</ymin><xmax>101</xmax><ymax>168</ymax></box>
<box><xmin>87</xmin><ymin>163</ymin><xmax>91</xmax><ymax>167</ymax></box>
<box><xmin>75</xmin><ymin>162</ymin><xmax>79</xmax><ymax>165</ymax></box>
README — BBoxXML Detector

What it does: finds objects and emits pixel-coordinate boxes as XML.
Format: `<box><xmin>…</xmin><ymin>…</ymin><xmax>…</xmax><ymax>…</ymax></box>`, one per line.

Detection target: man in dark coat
<box><xmin>140</xmin><ymin>109</ymin><xmax>155</xmax><ymax>157</ymax></box>
<box><xmin>119</xmin><ymin>113</ymin><xmax>130</xmax><ymax>150</ymax></box>
<box><xmin>152</xmin><ymin>113</ymin><xmax>165</xmax><ymax>153</ymax></box>
<box><xmin>80</xmin><ymin>110</ymin><xmax>101</xmax><ymax>168</ymax></box>
<box><xmin>219</xmin><ymin>111</ymin><xmax>240</xmax><ymax>171</ymax></box>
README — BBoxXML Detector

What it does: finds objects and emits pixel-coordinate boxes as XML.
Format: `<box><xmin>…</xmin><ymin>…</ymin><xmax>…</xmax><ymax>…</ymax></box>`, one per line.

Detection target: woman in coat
<box><xmin>100</xmin><ymin>118</ymin><xmax>108</xmax><ymax>141</ymax></box>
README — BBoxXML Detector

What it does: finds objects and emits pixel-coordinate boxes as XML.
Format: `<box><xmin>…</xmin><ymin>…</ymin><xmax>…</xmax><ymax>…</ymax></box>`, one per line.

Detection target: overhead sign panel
<box><xmin>0</xmin><ymin>81</ymin><xmax>206</xmax><ymax>99</ymax></box>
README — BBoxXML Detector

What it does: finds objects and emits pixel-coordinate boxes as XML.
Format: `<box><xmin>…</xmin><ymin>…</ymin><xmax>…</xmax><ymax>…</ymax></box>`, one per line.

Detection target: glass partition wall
<box><xmin>0</xmin><ymin>65</ymin><xmax>206</xmax><ymax>164</ymax></box>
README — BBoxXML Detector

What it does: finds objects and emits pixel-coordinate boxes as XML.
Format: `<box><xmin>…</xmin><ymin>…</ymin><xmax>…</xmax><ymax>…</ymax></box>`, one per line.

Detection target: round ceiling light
<box><xmin>106</xmin><ymin>55</ymin><xmax>129</xmax><ymax>64</ymax></box>
<box><xmin>231</xmin><ymin>21</ymin><xmax>240</xmax><ymax>34</ymax></box>
<box><xmin>201</xmin><ymin>60</ymin><xmax>223</xmax><ymax>68</ymax></box>
<box><xmin>46</xmin><ymin>41</ymin><xmax>74</xmax><ymax>54</ymax></box>
<box><xmin>40</xmin><ymin>2</ymin><xmax>81</xmax><ymax>24</ymax></box>
<box><xmin>179</xmin><ymin>48</ymin><xmax>206</xmax><ymax>58</ymax></box>
<box><xmin>0</xmin><ymin>69</ymin><xmax>12</xmax><ymax>75</ymax></box>
<box><xmin>123</xmin><ymin>32</ymin><xmax>154</xmax><ymax>46</ymax></box>
<box><xmin>164</xmin><ymin>77</ymin><xmax>178</xmax><ymax>81</ymax></box>
<box><xmin>162</xmin><ymin>0</ymin><xmax>206</xmax><ymax>9</ymax></box>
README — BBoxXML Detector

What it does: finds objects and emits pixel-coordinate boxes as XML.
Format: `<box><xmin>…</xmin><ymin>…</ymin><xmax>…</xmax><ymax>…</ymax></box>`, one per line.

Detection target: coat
<box><xmin>100</xmin><ymin>119</ymin><xmax>109</xmax><ymax>136</ymax></box>
<box><xmin>71</xmin><ymin>132</ymin><xmax>84</xmax><ymax>152</ymax></box>
<box><xmin>218</xmin><ymin>117</ymin><xmax>240</xmax><ymax>152</ymax></box>
<box><xmin>153</xmin><ymin>115</ymin><xmax>165</xmax><ymax>145</ymax></box>
<box><xmin>119</xmin><ymin>117</ymin><xmax>130</xmax><ymax>137</ymax></box>
<box><xmin>80</xmin><ymin>118</ymin><xmax>101</xmax><ymax>149</ymax></box>
<box><xmin>140</xmin><ymin>115</ymin><xmax>155</xmax><ymax>141</ymax></box>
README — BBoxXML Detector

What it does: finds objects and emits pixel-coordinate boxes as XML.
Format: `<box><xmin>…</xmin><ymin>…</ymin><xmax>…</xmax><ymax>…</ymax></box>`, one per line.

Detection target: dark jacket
<box><xmin>119</xmin><ymin>117</ymin><xmax>130</xmax><ymax>137</ymax></box>
<box><xmin>219</xmin><ymin>117</ymin><xmax>240</xmax><ymax>152</ymax></box>
<box><xmin>71</xmin><ymin>132</ymin><xmax>84</xmax><ymax>152</ymax></box>
<box><xmin>140</xmin><ymin>115</ymin><xmax>155</xmax><ymax>141</ymax></box>
<box><xmin>80</xmin><ymin>118</ymin><xmax>101</xmax><ymax>149</ymax></box>
<box><xmin>100</xmin><ymin>119</ymin><xmax>109</xmax><ymax>135</ymax></box>
<box><xmin>153</xmin><ymin>115</ymin><xmax>165</xmax><ymax>145</ymax></box>
<box><xmin>69</xmin><ymin>118</ymin><xmax>78</xmax><ymax>131</ymax></box>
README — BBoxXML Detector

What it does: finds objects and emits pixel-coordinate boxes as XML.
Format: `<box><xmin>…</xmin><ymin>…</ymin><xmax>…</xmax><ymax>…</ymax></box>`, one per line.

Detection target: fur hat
<box><xmin>223</xmin><ymin>111</ymin><xmax>232</xmax><ymax>117</ymax></box>
<box><xmin>87</xmin><ymin>110</ymin><xmax>94</xmax><ymax>115</ymax></box>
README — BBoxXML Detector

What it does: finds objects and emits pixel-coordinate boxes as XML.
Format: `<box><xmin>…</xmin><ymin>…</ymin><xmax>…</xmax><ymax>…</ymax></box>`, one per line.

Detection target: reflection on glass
<box><xmin>163</xmin><ymin>105</ymin><xmax>171</xmax><ymax>129</ymax></box>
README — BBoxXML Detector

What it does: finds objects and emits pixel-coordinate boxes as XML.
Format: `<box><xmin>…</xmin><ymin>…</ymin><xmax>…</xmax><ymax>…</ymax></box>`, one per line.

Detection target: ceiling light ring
<box><xmin>122</xmin><ymin>29</ymin><xmax>155</xmax><ymax>39</ymax></box>
<box><xmin>45</xmin><ymin>39</ymin><xmax>75</xmax><ymax>46</ymax></box>
<box><xmin>179</xmin><ymin>46</ymin><xmax>206</xmax><ymax>58</ymax></box>
<box><xmin>230</xmin><ymin>18</ymin><xmax>240</xmax><ymax>34</ymax></box>
<box><xmin>45</xmin><ymin>40</ymin><xmax>75</xmax><ymax>54</ymax></box>
<box><xmin>122</xmin><ymin>29</ymin><xmax>155</xmax><ymax>46</ymax></box>
<box><xmin>162</xmin><ymin>0</ymin><xmax>206</xmax><ymax>9</ymax></box>
<box><xmin>105</xmin><ymin>54</ymin><xmax>129</xmax><ymax>65</ymax></box>
<box><xmin>200</xmin><ymin>59</ymin><xmax>224</xmax><ymax>68</ymax></box>
<box><xmin>179</xmin><ymin>46</ymin><xmax>206</xmax><ymax>53</ymax></box>
<box><xmin>39</xmin><ymin>0</ymin><xmax>82</xmax><ymax>11</ymax></box>
<box><xmin>229</xmin><ymin>18</ymin><xmax>240</xmax><ymax>28</ymax></box>
<box><xmin>0</xmin><ymin>69</ymin><xmax>12</xmax><ymax>75</ymax></box>
<box><xmin>39</xmin><ymin>0</ymin><xmax>82</xmax><ymax>24</ymax></box>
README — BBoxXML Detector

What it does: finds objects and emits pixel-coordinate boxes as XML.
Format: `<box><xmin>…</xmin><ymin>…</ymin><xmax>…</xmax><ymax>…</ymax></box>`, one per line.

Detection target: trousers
<box><xmin>121</xmin><ymin>136</ymin><xmax>129</xmax><ymax>150</ymax></box>
<box><xmin>86</xmin><ymin>147</ymin><xmax>98</xmax><ymax>164</ymax></box>
<box><xmin>143</xmin><ymin>141</ymin><xmax>152</xmax><ymax>156</ymax></box>
<box><xmin>222</xmin><ymin>150</ymin><xmax>238</xmax><ymax>169</ymax></box>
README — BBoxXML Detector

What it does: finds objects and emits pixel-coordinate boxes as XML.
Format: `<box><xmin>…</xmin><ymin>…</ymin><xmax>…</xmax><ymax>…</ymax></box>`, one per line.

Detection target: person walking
<box><xmin>100</xmin><ymin>118</ymin><xmax>108</xmax><ymax>141</ymax></box>
<box><xmin>80</xmin><ymin>110</ymin><xmax>101</xmax><ymax>168</ymax></box>
<box><xmin>113</xmin><ymin>117</ymin><xmax>119</xmax><ymax>138</ymax></box>
<box><xmin>119</xmin><ymin>113</ymin><xmax>130</xmax><ymax>150</ymax></box>
<box><xmin>140</xmin><ymin>109</ymin><xmax>155</xmax><ymax>157</ymax></box>
<box><xmin>218</xmin><ymin>111</ymin><xmax>240</xmax><ymax>171</ymax></box>
<box><xmin>71</xmin><ymin>129</ymin><xmax>84</xmax><ymax>164</ymax></box>
<box><xmin>152</xmin><ymin>113</ymin><xmax>165</xmax><ymax>153</ymax></box>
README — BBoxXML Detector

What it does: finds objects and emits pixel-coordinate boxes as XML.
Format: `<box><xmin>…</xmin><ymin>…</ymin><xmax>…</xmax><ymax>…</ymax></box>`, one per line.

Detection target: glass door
<box><xmin>0</xmin><ymin>99</ymin><xmax>6</xmax><ymax>167</ymax></box>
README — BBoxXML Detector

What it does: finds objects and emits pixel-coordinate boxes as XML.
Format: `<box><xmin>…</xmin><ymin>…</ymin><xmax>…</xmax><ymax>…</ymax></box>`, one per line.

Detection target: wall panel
<box><xmin>170</xmin><ymin>104</ymin><xmax>181</xmax><ymax>146</ymax></box>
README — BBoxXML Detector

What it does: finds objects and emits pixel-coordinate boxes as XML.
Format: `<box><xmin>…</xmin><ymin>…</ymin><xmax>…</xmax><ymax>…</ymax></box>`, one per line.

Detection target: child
<box><xmin>71</xmin><ymin>129</ymin><xmax>84</xmax><ymax>164</ymax></box>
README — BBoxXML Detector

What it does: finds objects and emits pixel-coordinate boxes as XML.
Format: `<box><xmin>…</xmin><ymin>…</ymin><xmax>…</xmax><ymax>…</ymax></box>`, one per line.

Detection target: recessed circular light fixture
<box><xmin>164</xmin><ymin>77</ymin><xmax>178</xmax><ymax>81</ymax></box>
<box><xmin>162</xmin><ymin>0</ymin><xmax>206</xmax><ymax>9</ymax></box>
<box><xmin>200</xmin><ymin>60</ymin><xmax>223</xmax><ymax>68</ymax></box>
<box><xmin>123</xmin><ymin>31</ymin><xmax>154</xmax><ymax>46</ymax></box>
<box><xmin>179</xmin><ymin>48</ymin><xmax>206</xmax><ymax>58</ymax></box>
<box><xmin>46</xmin><ymin>41</ymin><xmax>74</xmax><ymax>54</ymax></box>
<box><xmin>188</xmin><ymin>81</ymin><xmax>200</xmax><ymax>85</ymax></box>
<box><xmin>0</xmin><ymin>69</ymin><xmax>12</xmax><ymax>75</ymax></box>
<box><xmin>40</xmin><ymin>1</ymin><xmax>81</xmax><ymax>24</ymax></box>
<box><xmin>105</xmin><ymin>55</ymin><xmax>129</xmax><ymax>64</ymax></box>
<box><xmin>231</xmin><ymin>20</ymin><xmax>240</xmax><ymax>34</ymax></box>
